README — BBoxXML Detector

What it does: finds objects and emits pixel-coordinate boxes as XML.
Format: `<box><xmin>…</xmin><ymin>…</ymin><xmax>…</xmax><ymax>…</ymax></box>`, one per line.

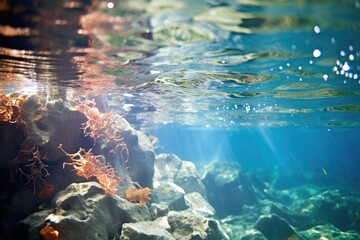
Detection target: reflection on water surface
<box><xmin>0</xmin><ymin>0</ymin><xmax>359</xmax><ymax>128</ymax></box>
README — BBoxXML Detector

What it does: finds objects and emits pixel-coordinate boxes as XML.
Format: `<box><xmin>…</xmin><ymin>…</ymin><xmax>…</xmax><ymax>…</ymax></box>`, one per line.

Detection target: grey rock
<box><xmin>299</xmin><ymin>223</ymin><xmax>360</xmax><ymax>240</ymax></box>
<box><xmin>155</xmin><ymin>154</ymin><xmax>207</xmax><ymax>197</ymax></box>
<box><xmin>167</xmin><ymin>210</ymin><xmax>229</xmax><ymax>240</ymax></box>
<box><xmin>184</xmin><ymin>192</ymin><xmax>216</xmax><ymax>217</ymax></box>
<box><xmin>22</xmin><ymin>182</ymin><xmax>151</xmax><ymax>240</ymax></box>
<box><xmin>120</xmin><ymin>218</ymin><xmax>175</xmax><ymax>240</ymax></box>
<box><xmin>254</xmin><ymin>214</ymin><xmax>298</xmax><ymax>240</ymax></box>
<box><xmin>113</xmin><ymin>118</ymin><xmax>155</xmax><ymax>188</ymax></box>
<box><xmin>150</xmin><ymin>203</ymin><xmax>170</xmax><ymax>219</ymax></box>
<box><xmin>201</xmin><ymin>161</ymin><xmax>257</xmax><ymax>218</ymax></box>
<box><xmin>295</xmin><ymin>189</ymin><xmax>360</xmax><ymax>232</ymax></box>
<box><xmin>240</xmin><ymin>229</ymin><xmax>267</xmax><ymax>240</ymax></box>
<box><xmin>153</xmin><ymin>181</ymin><xmax>187</xmax><ymax>211</ymax></box>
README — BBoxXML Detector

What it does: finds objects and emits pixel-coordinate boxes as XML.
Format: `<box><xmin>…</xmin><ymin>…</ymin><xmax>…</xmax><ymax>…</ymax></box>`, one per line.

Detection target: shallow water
<box><xmin>1</xmin><ymin>0</ymin><xmax>360</xmax><ymax>239</ymax></box>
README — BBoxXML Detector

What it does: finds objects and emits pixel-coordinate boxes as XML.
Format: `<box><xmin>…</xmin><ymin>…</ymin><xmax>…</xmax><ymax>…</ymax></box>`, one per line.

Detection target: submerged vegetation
<box><xmin>59</xmin><ymin>144</ymin><xmax>122</xmax><ymax>196</ymax></box>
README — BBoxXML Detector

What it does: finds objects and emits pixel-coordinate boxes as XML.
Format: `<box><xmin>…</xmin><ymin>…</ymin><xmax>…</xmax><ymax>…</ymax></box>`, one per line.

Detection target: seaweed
<box><xmin>10</xmin><ymin>142</ymin><xmax>49</xmax><ymax>194</ymax></box>
<box><xmin>59</xmin><ymin>144</ymin><xmax>123</xmax><ymax>196</ymax></box>
<box><xmin>0</xmin><ymin>94</ymin><xmax>25</xmax><ymax>126</ymax></box>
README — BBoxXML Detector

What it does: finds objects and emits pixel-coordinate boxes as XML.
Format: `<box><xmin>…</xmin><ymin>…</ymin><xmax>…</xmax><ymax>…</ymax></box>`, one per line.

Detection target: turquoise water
<box><xmin>1</xmin><ymin>0</ymin><xmax>360</xmax><ymax>239</ymax></box>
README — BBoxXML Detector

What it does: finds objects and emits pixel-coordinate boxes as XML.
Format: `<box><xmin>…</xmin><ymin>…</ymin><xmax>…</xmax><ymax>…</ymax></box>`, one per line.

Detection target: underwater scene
<box><xmin>1</xmin><ymin>0</ymin><xmax>360</xmax><ymax>239</ymax></box>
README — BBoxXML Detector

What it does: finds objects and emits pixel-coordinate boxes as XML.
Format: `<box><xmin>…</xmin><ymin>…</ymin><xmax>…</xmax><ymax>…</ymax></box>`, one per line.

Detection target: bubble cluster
<box><xmin>332</xmin><ymin>46</ymin><xmax>359</xmax><ymax>83</ymax></box>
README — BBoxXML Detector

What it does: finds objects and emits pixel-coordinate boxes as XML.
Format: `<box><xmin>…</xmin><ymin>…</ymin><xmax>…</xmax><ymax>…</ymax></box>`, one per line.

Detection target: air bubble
<box><xmin>314</xmin><ymin>25</ymin><xmax>321</xmax><ymax>34</ymax></box>
<box><xmin>342</xmin><ymin>62</ymin><xmax>350</xmax><ymax>71</ymax></box>
<box><xmin>349</xmin><ymin>54</ymin><xmax>355</xmax><ymax>61</ymax></box>
<box><xmin>107</xmin><ymin>1</ymin><xmax>114</xmax><ymax>8</ymax></box>
<box><xmin>313</xmin><ymin>49</ymin><xmax>321</xmax><ymax>58</ymax></box>
<box><xmin>340</xmin><ymin>51</ymin><xmax>346</xmax><ymax>56</ymax></box>
<box><xmin>323</xmin><ymin>74</ymin><xmax>328</xmax><ymax>81</ymax></box>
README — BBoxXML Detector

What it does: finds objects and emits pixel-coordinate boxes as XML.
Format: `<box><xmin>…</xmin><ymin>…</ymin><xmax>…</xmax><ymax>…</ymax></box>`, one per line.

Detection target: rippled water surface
<box><xmin>1</xmin><ymin>0</ymin><xmax>360</xmax><ymax>128</ymax></box>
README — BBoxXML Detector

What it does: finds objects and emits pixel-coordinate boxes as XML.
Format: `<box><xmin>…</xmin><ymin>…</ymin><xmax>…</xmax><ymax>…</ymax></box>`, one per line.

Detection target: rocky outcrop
<box><xmin>20</xmin><ymin>182</ymin><xmax>151</xmax><ymax>240</ymax></box>
<box><xmin>0</xmin><ymin>94</ymin><xmax>156</xmax><ymax>239</ymax></box>
<box><xmin>153</xmin><ymin>153</ymin><xmax>207</xmax><ymax>211</ymax></box>
<box><xmin>120</xmin><ymin>217</ymin><xmax>175</xmax><ymax>240</ymax></box>
<box><xmin>201</xmin><ymin>161</ymin><xmax>257</xmax><ymax>218</ymax></box>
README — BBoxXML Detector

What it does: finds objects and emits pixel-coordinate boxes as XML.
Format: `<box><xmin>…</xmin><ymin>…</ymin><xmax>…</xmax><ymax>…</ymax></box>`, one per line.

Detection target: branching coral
<box><xmin>59</xmin><ymin>144</ymin><xmax>122</xmax><ymax>195</ymax></box>
<box><xmin>0</xmin><ymin>94</ymin><xmax>25</xmax><ymax>126</ymax></box>
<box><xmin>10</xmin><ymin>143</ymin><xmax>50</xmax><ymax>194</ymax></box>
<box><xmin>124</xmin><ymin>187</ymin><xmax>151</xmax><ymax>206</ymax></box>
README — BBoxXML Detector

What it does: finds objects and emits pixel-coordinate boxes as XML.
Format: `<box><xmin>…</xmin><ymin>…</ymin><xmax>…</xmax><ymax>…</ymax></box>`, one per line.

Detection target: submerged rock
<box><xmin>0</xmin><ymin>94</ymin><xmax>156</xmax><ymax>239</ymax></box>
<box><xmin>21</xmin><ymin>182</ymin><xmax>151</xmax><ymax>240</ymax></box>
<box><xmin>295</xmin><ymin>189</ymin><xmax>360</xmax><ymax>232</ymax></box>
<box><xmin>300</xmin><ymin>223</ymin><xmax>360</xmax><ymax>240</ymax></box>
<box><xmin>155</xmin><ymin>154</ymin><xmax>207</xmax><ymax>197</ymax></box>
<box><xmin>121</xmin><ymin>218</ymin><xmax>175</xmax><ymax>240</ymax></box>
<box><xmin>201</xmin><ymin>161</ymin><xmax>257</xmax><ymax>218</ymax></box>
<box><xmin>254</xmin><ymin>214</ymin><xmax>299</xmax><ymax>240</ymax></box>
<box><xmin>153</xmin><ymin>153</ymin><xmax>207</xmax><ymax>211</ymax></box>
<box><xmin>167</xmin><ymin>210</ymin><xmax>229</xmax><ymax>240</ymax></box>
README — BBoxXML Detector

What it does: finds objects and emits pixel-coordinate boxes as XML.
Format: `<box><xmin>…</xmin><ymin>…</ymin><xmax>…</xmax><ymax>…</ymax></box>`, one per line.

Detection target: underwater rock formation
<box><xmin>120</xmin><ymin>218</ymin><xmax>175</xmax><ymax>240</ymax></box>
<box><xmin>0</xmin><ymin>94</ymin><xmax>155</xmax><ymax>239</ymax></box>
<box><xmin>153</xmin><ymin>153</ymin><xmax>207</xmax><ymax>210</ymax></box>
<box><xmin>21</xmin><ymin>182</ymin><xmax>151</xmax><ymax>240</ymax></box>
<box><xmin>0</xmin><ymin>93</ymin><xmax>229</xmax><ymax>240</ymax></box>
<box><xmin>201</xmin><ymin>160</ymin><xmax>257</xmax><ymax>218</ymax></box>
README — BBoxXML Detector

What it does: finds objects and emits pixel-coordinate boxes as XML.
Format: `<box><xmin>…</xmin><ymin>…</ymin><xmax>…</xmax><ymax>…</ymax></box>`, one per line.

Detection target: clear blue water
<box><xmin>1</xmin><ymin>0</ymin><xmax>360</xmax><ymax>237</ymax></box>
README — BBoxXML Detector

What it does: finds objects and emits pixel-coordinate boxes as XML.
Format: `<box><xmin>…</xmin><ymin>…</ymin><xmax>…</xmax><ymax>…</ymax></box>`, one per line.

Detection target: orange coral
<box><xmin>73</xmin><ymin>98</ymin><xmax>129</xmax><ymax>156</ymax></box>
<box><xmin>59</xmin><ymin>144</ymin><xmax>122</xmax><ymax>195</ymax></box>
<box><xmin>0</xmin><ymin>94</ymin><xmax>25</xmax><ymax>126</ymax></box>
<box><xmin>40</xmin><ymin>225</ymin><xmax>59</xmax><ymax>240</ymax></box>
<box><xmin>37</xmin><ymin>184</ymin><xmax>55</xmax><ymax>199</ymax></box>
<box><xmin>10</xmin><ymin>143</ymin><xmax>50</xmax><ymax>194</ymax></box>
<box><xmin>124</xmin><ymin>187</ymin><xmax>151</xmax><ymax>206</ymax></box>
<box><xmin>74</xmin><ymin>99</ymin><xmax>116</xmax><ymax>141</ymax></box>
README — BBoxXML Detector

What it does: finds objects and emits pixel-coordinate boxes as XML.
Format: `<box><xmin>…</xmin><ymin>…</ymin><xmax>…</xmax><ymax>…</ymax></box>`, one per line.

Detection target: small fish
<box><xmin>322</xmin><ymin>168</ymin><xmax>328</xmax><ymax>176</ymax></box>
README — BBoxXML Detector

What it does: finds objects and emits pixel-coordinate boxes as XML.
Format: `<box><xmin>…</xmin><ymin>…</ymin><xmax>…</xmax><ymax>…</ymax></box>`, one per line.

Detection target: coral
<box><xmin>0</xmin><ymin>94</ymin><xmax>25</xmax><ymax>126</ymax></box>
<box><xmin>74</xmin><ymin>98</ymin><xmax>129</xmax><ymax>158</ymax></box>
<box><xmin>40</xmin><ymin>225</ymin><xmax>59</xmax><ymax>240</ymax></box>
<box><xmin>59</xmin><ymin>144</ymin><xmax>122</xmax><ymax>195</ymax></box>
<box><xmin>124</xmin><ymin>187</ymin><xmax>151</xmax><ymax>206</ymax></box>
<box><xmin>37</xmin><ymin>183</ymin><xmax>55</xmax><ymax>199</ymax></box>
<box><xmin>10</xmin><ymin>142</ymin><xmax>50</xmax><ymax>194</ymax></box>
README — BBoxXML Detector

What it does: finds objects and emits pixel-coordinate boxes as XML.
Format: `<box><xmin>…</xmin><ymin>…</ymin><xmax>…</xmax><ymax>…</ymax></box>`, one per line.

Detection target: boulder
<box><xmin>184</xmin><ymin>192</ymin><xmax>216</xmax><ymax>217</ymax></box>
<box><xmin>254</xmin><ymin>214</ymin><xmax>299</xmax><ymax>240</ymax></box>
<box><xmin>120</xmin><ymin>218</ymin><xmax>175</xmax><ymax>240</ymax></box>
<box><xmin>154</xmin><ymin>154</ymin><xmax>207</xmax><ymax>197</ymax></box>
<box><xmin>201</xmin><ymin>161</ymin><xmax>257</xmax><ymax>218</ymax></box>
<box><xmin>20</xmin><ymin>182</ymin><xmax>151</xmax><ymax>240</ymax></box>
<box><xmin>167</xmin><ymin>210</ymin><xmax>229</xmax><ymax>240</ymax></box>
<box><xmin>295</xmin><ymin>189</ymin><xmax>360</xmax><ymax>232</ymax></box>
<box><xmin>299</xmin><ymin>223</ymin><xmax>360</xmax><ymax>240</ymax></box>
<box><xmin>152</xmin><ymin>181</ymin><xmax>187</xmax><ymax>211</ymax></box>
<box><xmin>240</xmin><ymin>229</ymin><xmax>267</xmax><ymax>240</ymax></box>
